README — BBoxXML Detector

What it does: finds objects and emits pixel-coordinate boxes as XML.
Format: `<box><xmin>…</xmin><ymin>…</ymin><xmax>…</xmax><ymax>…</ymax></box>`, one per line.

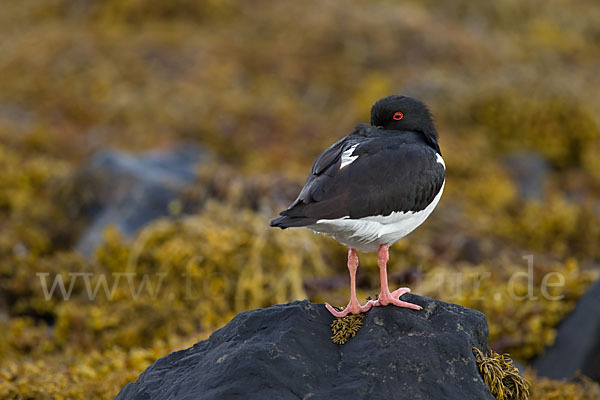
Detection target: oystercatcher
<box><xmin>270</xmin><ymin>95</ymin><xmax>445</xmax><ymax>317</ymax></box>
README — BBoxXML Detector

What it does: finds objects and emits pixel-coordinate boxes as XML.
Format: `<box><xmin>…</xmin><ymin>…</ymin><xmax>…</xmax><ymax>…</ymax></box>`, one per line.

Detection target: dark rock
<box><xmin>456</xmin><ymin>237</ymin><xmax>484</xmax><ymax>264</ymax></box>
<box><xmin>533</xmin><ymin>279</ymin><xmax>600</xmax><ymax>382</ymax></box>
<box><xmin>116</xmin><ymin>296</ymin><xmax>494</xmax><ymax>400</ymax></box>
<box><xmin>503</xmin><ymin>151</ymin><xmax>549</xmax><ymax>200</ymax></box>
<box><xmin>73</xmin><ymin>144</ymin><xmax>209</xmax><ymax>255</ymax></box>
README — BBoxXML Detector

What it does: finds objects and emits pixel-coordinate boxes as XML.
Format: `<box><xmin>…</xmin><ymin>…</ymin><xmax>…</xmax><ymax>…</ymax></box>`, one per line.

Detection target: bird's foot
<box><xmin>373</xmin><ymin>287</ymin><xmax>422</xmax><ymax>310</ymax></box>
<box><xmin>325</xmin><ymin>298</ymin><xmax>374</xmax><ymax>318</ymax></box>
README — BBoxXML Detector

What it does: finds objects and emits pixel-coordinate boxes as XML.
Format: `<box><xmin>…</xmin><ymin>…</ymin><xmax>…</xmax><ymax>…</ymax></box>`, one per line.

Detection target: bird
<box><xmin>270</xmin><ymin>95</ymin><xmax>445</xmax><ymax>318</ymax></box>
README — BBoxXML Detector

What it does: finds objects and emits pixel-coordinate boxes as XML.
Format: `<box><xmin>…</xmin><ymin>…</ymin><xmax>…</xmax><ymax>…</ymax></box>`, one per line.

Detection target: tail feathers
<box><xmin>269</xmin><ymin>215</ymin><xmax>317</xmax><ymax>229</ymax></box>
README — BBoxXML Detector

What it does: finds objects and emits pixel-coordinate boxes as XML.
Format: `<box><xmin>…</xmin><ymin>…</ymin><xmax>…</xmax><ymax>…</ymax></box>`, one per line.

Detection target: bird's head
<box><xmin>370</xmin><ymin>95</ymin><xmax>438</xmax><ymax>142</ymax></box>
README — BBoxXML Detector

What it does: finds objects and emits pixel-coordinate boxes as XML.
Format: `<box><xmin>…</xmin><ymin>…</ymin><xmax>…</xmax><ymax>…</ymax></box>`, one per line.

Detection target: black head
<box><xmin>370</xmin><ymin>95</ymin><xmax>438</xmax><ymax>141</ymax></box>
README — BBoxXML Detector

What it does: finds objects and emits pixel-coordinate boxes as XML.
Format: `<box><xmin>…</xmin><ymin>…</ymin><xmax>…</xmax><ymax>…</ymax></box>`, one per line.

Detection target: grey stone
<box><xmin>116</xmin><ymin>296</ymin><xmax>494</xmax><ymax>400</ymax></box>
<box><xmin>533</xmin><ymin>279</ymin><xmax>600</xmax><ymax>382</ymax></box>
<box><xmin>73</xmin><ymin>144</ymin><xmax>208</xmax><ymax>255</ymax></box>
<box><xmin>503</xmin><ymin>151</ymin><xmax>550</xmax><ymax>201</ymax></box>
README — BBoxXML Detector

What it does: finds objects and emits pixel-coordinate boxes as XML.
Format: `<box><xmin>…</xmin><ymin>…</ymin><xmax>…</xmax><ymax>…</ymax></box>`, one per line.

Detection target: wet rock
<box><xmin>73</xmin><ymin>144</ymin><xmax>209</xmax><ymax>255</ymax></box>
<box><xmin>533</xmin><ymin>279</ymin><xmax>600</xmax><ymax>382</ymax></box>
<box><xmin>116</xmin><ymin>296</ymin><xmax>494</xmax><ymax>400</ymax></box>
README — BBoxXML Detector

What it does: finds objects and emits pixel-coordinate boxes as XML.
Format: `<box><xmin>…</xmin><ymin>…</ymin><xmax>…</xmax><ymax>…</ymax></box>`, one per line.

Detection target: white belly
<box><xmin>308</xmin><ymin>180</ymin><xmax>445</xmax><ymax>253</ymax></box>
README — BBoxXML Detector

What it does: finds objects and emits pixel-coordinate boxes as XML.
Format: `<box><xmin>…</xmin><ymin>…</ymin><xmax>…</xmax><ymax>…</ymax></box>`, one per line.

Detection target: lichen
<box><xmin>473</xmin><ymin>347</ymin><xmax>530</xmax><ymax>400</ymax></box>
<box><xmin>331</xmin><ymin>314</ymin><xmax>365</xmax><ymax>345</ymax></box>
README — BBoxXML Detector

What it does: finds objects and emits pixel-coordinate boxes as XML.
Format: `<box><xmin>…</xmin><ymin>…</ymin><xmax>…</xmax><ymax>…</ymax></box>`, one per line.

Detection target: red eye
<box><xmin>393</xmin><ymin>112</ymin><xmax>403</xmax><ymax>120</ymax></box>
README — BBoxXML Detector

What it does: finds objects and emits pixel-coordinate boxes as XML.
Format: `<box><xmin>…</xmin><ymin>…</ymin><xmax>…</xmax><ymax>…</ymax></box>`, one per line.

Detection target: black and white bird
<box><xmin>270</xmin><ymin>95</ymin><xmax>445</xmax><ymax>317</ymax></box>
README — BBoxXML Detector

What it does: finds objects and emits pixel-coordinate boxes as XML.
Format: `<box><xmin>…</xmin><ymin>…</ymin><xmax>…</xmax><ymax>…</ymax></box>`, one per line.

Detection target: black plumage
<box><xmin>270</xmin><ymin>96</ymin><xmax>445</xmax><ymax>230</ymax></box>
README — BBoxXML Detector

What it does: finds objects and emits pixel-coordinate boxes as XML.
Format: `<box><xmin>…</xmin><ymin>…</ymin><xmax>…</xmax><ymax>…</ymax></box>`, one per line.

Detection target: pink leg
<box><xmin>373</xmin><ymin>244</ymin><xmax>422</xmax><ymax>310</ymax></box>
<box><xmin>325</xmin><ymin>248</ymin><xmax>374</xmax><ymax>317</ymax></box>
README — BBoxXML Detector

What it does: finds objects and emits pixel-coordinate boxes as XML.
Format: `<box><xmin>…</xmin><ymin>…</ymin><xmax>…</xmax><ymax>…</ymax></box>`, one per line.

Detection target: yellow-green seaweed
<box><xmin>331</xmin><ymin>314</ymin><xmax>365</xmax><ymax>345</ymax></box>
<box><xmin>474</xmin><ymin>347</ymin><xmax>530</xmax><ymax>400</ymax></box>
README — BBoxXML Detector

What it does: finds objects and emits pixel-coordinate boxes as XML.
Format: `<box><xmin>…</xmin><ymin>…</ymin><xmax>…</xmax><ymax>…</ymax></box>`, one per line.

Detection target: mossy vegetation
<box><xmin>528</xmin><ymin>375</ymin><xmax>600</xmax><ymax>400</ymax></box>
<box><xmin>0</xmin><ymin>202</ymin><xmax>338</xmax><ymax>398</ymax></box>
<box><xmin>1</xmin><ymin>0</ymin><xmax>599</xmax><ymax>398</ymax></box>
<box><xmin>331</xmin><ymin>314</ymin><xmax>365</xmax><ymax>345</ymax></box>
<box><xmin>474</xmin><ymin>347</ymin><xmax>530</xmax><ymax>400</ymax></box>
<box><xmin>419</xmin><ymin>260</ymin><xmax>598</xmax><ymax>360</ymax></box>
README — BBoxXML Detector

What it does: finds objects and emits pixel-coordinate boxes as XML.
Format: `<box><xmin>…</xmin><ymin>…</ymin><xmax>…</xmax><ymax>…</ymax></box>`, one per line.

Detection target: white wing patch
<box><xmin>340</xmin><ymin>144</ymin><xmax>359</xmax><ymax>169</ymax></box>
<box><xmin>436</xmin><ymin>153</ymin><xmax>446</xmax><ymax>169</ymax></box>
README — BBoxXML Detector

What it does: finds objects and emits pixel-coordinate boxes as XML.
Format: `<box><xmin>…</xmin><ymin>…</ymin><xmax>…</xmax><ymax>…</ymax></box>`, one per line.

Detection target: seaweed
<box><xmin>331</xmin><ymin>314</ymin><xmax>365</xmax><ymax>345</ymax></box>
<box><xmin>474</xmin><ymin>347</ymin><xmax>530</xmax><ymax>400</ymax></box>
<box><xmin>1</xmin><ymin>0</ymin><xmax>600</xmax><ymax>397</ymax></box>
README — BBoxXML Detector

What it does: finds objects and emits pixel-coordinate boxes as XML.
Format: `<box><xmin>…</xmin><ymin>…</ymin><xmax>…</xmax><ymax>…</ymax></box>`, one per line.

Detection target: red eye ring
<box><xmin>393</xmin><ymin>112</ymin><xmax>403</xmax><ymax>120</ymax></box>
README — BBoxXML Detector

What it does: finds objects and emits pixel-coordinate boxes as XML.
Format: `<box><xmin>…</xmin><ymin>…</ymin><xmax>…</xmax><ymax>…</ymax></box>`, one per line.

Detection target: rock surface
<box><xmin>503</xmin><ymin>151</ymin><xmax>549</xmax><ymax>201</ymax></box>
<box><xmin>116</xmin><ymin>295</ymin><xmax>494</xmax><ymax>400</ymax></box>
<box><xmin>72</xmin><ymin>145</ymin><xmax>208</xmax><ymax>255</ymax></box>
<box><xmin>533</xmin><ymin>278</ymin><xmax>600</xmax><ymax>382</ymax></box>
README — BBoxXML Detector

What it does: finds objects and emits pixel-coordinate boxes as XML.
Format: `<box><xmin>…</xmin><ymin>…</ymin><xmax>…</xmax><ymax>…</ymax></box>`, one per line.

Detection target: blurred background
<box><xmin>1</xmin><ymin>0</ymin><xmax>599</xmax><ymax>398</ymax></box>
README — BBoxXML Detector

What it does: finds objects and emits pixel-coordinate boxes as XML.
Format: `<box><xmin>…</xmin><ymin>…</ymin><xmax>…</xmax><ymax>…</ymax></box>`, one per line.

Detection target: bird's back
<box><xmin>271</xmin><ymin>125</ymin><xmax>444</xmax><ymax>226</ymax></box>
<box><xmin>270</xmin><ymin>96</ymin><xmax>445</xmax><ymax>252</ymax></box>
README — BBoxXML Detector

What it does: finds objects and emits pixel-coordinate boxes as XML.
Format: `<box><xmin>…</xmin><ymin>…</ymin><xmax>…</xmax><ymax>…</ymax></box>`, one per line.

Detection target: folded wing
<box><xmin>270</xmin><ymin>126</ymin><xmax>444</xmax><ymax>228</ymax></box>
